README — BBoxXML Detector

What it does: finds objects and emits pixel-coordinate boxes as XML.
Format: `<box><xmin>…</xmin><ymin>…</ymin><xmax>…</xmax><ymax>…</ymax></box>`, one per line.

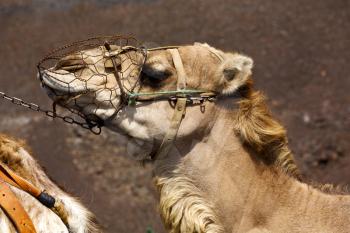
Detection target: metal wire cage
<box><xmin>37</xmin><ymin>35</ymin><xmax>147</xmax><ymax>130</ymax></box>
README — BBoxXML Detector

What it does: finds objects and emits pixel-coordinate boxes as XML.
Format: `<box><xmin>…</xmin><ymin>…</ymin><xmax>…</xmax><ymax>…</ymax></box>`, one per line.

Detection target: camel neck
<box><xmin>178</xmin><ymin>114</ymin><xmax>350</xmax><ymax>232</ymax></box>
<box><xmin>155</xmin><ymin>101</ymin><xmax>350</xmax><ymax>232</ymax></box>
<box><xmin>153</xmin><ymin>95</ymin><xmax>350</xmax><ymax>232</ymax></box>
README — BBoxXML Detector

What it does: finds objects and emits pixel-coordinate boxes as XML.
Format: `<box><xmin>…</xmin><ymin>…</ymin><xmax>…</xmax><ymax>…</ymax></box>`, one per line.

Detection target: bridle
<box><xmin>103</xmin><ymin>42</ymin><xmax>218</xmax><ymax>160</ymax></box>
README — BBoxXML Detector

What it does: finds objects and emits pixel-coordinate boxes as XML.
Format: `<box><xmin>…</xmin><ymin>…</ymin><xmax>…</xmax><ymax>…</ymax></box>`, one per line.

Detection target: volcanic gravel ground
<box><xmin>0</xmin><ymin>0</ymin><xmax>349</xmax><ymax>232</ymax></box>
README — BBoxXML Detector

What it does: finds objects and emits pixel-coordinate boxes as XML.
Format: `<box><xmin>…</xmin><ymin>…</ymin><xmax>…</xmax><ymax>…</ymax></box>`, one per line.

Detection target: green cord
<box><xmin>126</xmin><ymin>89</ymin><xmax>216</xmax><ymax>106</ymax></box>
<box><xmin>127</xmin><ymin>89</ymin><xmax>208</xmax><ymax>98</ymax></box>
<box><xmin>127</xmin><ymin>89</ymin><xmax>212</xmax><ymax>105</ymax></box>
<box><xmin>146</xmin><ymin>227</ymin><xmax>154</xmax><ymax>233</ymax></box>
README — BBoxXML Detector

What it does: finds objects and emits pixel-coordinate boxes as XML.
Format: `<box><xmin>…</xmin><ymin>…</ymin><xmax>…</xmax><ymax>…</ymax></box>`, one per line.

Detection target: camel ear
<box><xmin>220</xmin><ymin>53</ymin><xmax>253</xmax><ymax>95</ymax></box>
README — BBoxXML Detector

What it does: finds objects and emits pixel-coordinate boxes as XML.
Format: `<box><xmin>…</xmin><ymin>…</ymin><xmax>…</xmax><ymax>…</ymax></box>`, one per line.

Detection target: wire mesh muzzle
<box><xmin>37</xmin><ymin>36</ymin><xmax>147</xmax><ymax>125</ymax></box>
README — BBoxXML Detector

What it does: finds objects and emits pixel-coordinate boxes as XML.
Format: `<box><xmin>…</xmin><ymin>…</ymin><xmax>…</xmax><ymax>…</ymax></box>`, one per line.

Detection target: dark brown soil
<box><xmin>0</xmin><ymin>1</ymin><xmax>349</xmax><ymax>232</ymax></box>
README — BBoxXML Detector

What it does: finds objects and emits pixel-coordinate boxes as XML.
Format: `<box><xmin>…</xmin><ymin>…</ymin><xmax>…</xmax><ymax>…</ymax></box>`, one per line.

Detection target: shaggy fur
<box><xmin>0</xmin><ymin>134</ymin><xmax>100</xmax><ymax>233</ymax></box>
<box><xmin>234</xmin><ymin>82</ymin><xmax>301</xmax><ymax>179</ymax></box>
<box><xmin>156</xmin><ymin>169</ymin><xmax>225</xmax><ymax>233</ymax></box>
<box><xmin>154</xmin><ymin>85</ymin><xmax>301</xmax><ymax>233</ymax></box>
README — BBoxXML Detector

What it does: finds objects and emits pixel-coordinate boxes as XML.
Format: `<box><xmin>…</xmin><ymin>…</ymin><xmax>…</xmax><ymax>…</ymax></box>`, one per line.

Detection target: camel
<box><xmin>0</xmin><ymin>134</ymin><xmax>100</xmax><ymax>233</ymax></box>
<box><xmin>39</xmin><ymin>40</ymin><xmax>350</xmax><ymax>232</ymax></box>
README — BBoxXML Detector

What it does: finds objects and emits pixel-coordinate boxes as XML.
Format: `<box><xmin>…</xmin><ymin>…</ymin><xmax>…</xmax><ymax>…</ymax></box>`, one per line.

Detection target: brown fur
<box><xmin>235</xmin><ymin>81</ymin><xmax>301</xmax><ymax>179</ymax></box>
<box><xmin>154</xmin><ymin>83</ymin><xmax>302</xmax><ymax>233</ymax></box>
<box><xmin>156</xmin><ymin>170</ymin><xmax>225</xmax><ymax>233</ymax></box>
<box><xmin>0</xmin><ymin>134</ymin><xmax>101</xmax><ymax>233</ymax></box>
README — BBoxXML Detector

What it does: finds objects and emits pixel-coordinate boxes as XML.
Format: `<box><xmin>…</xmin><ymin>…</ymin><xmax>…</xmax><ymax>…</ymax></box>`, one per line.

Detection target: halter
<box><xmin>38</xmin><ymin>36</ymin><xmax>221</xmax><ymax>160</ymax></box>
<box><xmin>103</xmin><ymin>43</ymin><xmax>217</xmax><ymax>160</ymax></box>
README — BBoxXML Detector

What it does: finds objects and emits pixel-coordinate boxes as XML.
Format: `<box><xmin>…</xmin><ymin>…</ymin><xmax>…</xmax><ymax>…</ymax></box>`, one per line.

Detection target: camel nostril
<box><xmin>55</xmin><ymin>56</ymin><xmax>86</xmax><ymax>71</ymax></box>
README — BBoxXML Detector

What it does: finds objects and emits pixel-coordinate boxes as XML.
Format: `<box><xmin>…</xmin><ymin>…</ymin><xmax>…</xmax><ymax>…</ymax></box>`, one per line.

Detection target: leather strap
<box><xmin>0</xmin><ymin>180</ymin><xmax>36</xmax><ymax>233</ymax></box>
<box><xmin>0</xmin><ymin>163</ymin><xmax>70</xmax><ymax>231</ymax></box>
<box><xmin>0</xmin><ymin>164</ymin><xmax>41</xmax><ymax>197</ymax></box>
<box><xmin>152</xmin><ymin>98</ymin><xmax>187</xmax><ymax>160</ymax></box>
<box><xmin>152</xmin><ymin>49</ymin><xmax>188</xmax><ymax>160</ymax></box>
<box><xmin>169</xmin><ymin>49</ymin><xmax>187</xmax><ymax>90</ymax></box>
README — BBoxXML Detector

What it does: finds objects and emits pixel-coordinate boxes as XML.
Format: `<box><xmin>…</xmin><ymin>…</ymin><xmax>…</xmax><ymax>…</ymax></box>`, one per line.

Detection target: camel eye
<box><xmin>140</xmin><ymin>67</ymin><xmax>171</xmax><ymax>88</ymax></box>
<box><xmin>141</xmin><ymin>65</ymin><xmax>171</xmax><ymax>82</ymax></box>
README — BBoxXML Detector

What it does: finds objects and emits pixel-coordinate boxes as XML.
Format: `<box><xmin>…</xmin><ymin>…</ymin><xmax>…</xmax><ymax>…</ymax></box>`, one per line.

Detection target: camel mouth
<box><xmin>39</xmin><ymin>69</ymin><xmax>92</xmax><ymax>97</ymax></box>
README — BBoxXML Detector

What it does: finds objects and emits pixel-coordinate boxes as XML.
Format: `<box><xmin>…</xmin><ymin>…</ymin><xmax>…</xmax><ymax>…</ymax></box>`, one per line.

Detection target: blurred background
<box><xmin>0</xmin><ymin>0</ymin><xmax>349</xmax><ymax>232</ymax></box>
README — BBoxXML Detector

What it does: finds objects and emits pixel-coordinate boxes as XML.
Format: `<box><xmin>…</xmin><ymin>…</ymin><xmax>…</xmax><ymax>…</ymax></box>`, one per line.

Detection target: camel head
<box><xmin>39</xmin><ymin>39</ymin><xmax>253</xmax><ymax>160</ymax></box>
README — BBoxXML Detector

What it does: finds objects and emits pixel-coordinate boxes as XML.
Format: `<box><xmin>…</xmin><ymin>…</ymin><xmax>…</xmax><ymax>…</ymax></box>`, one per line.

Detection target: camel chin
<box><xmin>125</xmin><ymin>137</ymin><xmax>155</xmax><ymax>161</ymax></box>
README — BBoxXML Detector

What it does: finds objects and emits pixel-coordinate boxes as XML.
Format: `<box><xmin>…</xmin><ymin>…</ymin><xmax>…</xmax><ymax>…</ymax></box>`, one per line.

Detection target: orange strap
<box><xmin>0</xmin><ymin>164</ymin><xmax>71</xmax><ymax>231</ymax></box>
<box><xmin>0</xmin><ymin>164</ymin><xmax>41</xmax><ymax>197</ymax></box>
<box><xmin>0</xmin><ymin>180</ymin><xmax>36</xmax><ymax>233</ymax></box>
